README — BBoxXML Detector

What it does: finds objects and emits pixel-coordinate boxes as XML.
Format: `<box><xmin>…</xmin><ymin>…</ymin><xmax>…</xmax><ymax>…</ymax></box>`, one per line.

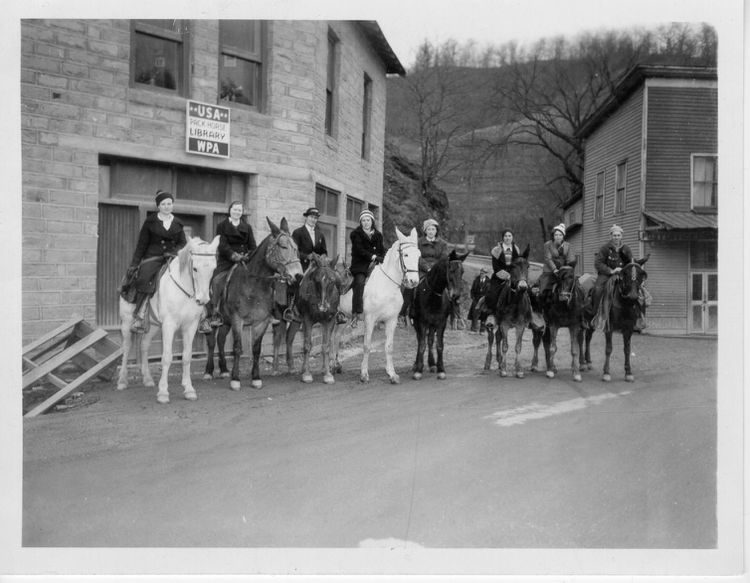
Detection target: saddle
<box><xmin>118</xmin><ymin>256</ymin><xmax>170</xmax><ymax>303</ymax></box>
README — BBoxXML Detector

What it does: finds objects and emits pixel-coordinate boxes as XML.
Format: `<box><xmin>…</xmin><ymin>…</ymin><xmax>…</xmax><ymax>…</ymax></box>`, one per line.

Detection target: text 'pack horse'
<box><xmin>296</xmin><ymin>253</ymin><xmax>343</xmax><ymax>384</ymax></box>
<box><xmin>579</xmin><ymin>257</ymin><xmax>649</xmax><ymax>382</ymax></box>
<box><xmin>204</xmin><ymin>217</ymin><xmax>303</xmax><ymax>390</ymax></box>
<box><xmin>117</xmin><ymin>236</ymin><xmax>220</xmax><ymax>403</ymax></box>
<box><xmin>412</xmin><ymin>250</ymin><xmax>469</xmax><ymax>380</ymax></box>
<box><xmin>484</xmin><ymin>244</ymin><xmax>534</xmax><ymax>378</ymax></box>
<box><xmin>334</xmin><ymin>227</ymin><xmax>421</xmax><ymax>384</ymax></box>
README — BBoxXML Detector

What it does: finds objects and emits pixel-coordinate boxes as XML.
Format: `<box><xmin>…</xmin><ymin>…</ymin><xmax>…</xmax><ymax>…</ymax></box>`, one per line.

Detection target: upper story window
<box><xmin>615</xmin><ymin>161</ymin><xmax>627</xmax><ymax>214</ymax></box>
<box><xmin>692</xmin><ymin>154</ymin><xmax>718</xmax><ymax>211</ymax></box>
<box><xmin>594</xmin><ymin>171</ymin><xmax>604</xmax><ymax>220</ymax></box>
<box><xmin>325</xmin><ymin>29</ymin><xmax>339</xmax><ymax>137</ymax></box>
<box><xmin>361</xmin><ymin>74</ymin><xmax>373</xmax><ymax>159</ymax></box>
<box><xmin>132</xmin><ymin>20</ymin><xmax>189</xmax><ymax>94</ymax></box>
<box><xmin>219</xmin><ymin>20</ymin><xmax>264</xmax><ymax>108</ymax></box>
<box><xmin>315</xmin><ymin>184</ymin><xmax>340</xmax><ymax>259</ymax></box>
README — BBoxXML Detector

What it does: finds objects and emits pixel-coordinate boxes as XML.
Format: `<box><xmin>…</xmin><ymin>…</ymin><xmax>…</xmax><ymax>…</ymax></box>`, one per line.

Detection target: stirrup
<box><xmin>349</xmin><ymin>314</ymin><xmax>360</xmax><ymax>328</ymax></box>
<box><xmin>336</xmin><ymin>311</ymin><xmax>348</xmax><ymax>325</ymax></box>
<box><xmin>198</xmin><ymin>318</ymin><xmax>213</xmax><ymax>335</ymax></box>
<box><xmin>283</xmin><ymin>307</ymin><xmax>300</xmax><ymax>323</ymax></box>
<box><xmin>130</xmin><ymin>317</ymin><xmax>146</xmax><ymax>334</ymax></box>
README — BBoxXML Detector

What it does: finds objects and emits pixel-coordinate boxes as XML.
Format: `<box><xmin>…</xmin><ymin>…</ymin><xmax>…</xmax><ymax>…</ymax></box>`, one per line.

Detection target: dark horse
<box><xmin>412</xmin><ymin>250</ymin><xmax>469</xmax><ymax>380</ymax></box>
<box><xmin>578</xmin><ymin>258</ymin><xmax>649</xmax><ymax>382</ymax></box>
<box><xmin>537</xmin><ymin>263</ymin><xmax>585</xmax><ymax>382</ymax></box>
<box><xmin>203</xmin><ymin>217</ymin><xmax>304</xmax><ymax>390</ymax></box>
<box><xmin>296</xmin><ymin>253</ymin><xmax>342</xmax><ymax>384</ymax></box>
<box><xmin>483</xmin><ymin>245</ymin><xmax>535</xmax><ymax>378</ymax></box>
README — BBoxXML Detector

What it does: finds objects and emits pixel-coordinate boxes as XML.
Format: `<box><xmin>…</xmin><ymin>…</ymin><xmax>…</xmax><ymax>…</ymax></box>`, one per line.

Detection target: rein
<box><xmin>379</xmin><ymin>241</ymin><xmax>419</xmax><ymax>288</ymax></box>
<box><xmin>169</xmin><ymin>250</ymin><xmax>216</xmax><ymax>300</ymax></box>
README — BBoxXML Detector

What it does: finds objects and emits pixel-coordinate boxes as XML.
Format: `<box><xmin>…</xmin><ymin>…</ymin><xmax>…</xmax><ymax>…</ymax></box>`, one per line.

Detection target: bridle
<box><xmin>553</xmin><ymin>265</ymin><xmax>578</xmax><ymax>306</ymax></box>
<box><xmin>617</xmin><ymin>262</ymin><xmax>647</xmax><ymax>299</ymax></box>
<box><xmin>169</xmin><ymin>249</ymin><xmax>216</xmax><ymax>300</ymax></box>
<box><xmin>265</xmin><ymin>232</ymin><xmax>302</xmax><ymax>284</ymax></box>
<box><xmin>380</xmin><ymin>240</ymin><xmax>420</xmax><ymax>288</ymax></box>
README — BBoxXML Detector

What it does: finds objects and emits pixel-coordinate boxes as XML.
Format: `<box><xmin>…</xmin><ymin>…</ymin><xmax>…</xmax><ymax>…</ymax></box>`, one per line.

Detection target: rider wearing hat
<box><xmin>538</xmin><ymin>223</ymin><xmax>572</xmax><ymax>299</ymax></box>
<box><xmin>348</xmin><ymin>209</ymin><xmax>385</xmax><ymax>328</ymax></box>
<box><xmin>468</xmin><ymin>267</ymin><xmax>491</xmax><ymax>332</ymax></box>
<box><xmin>125</xmin><ymin>189</ymin><xmax>187</xmax><ymax>334</ymax></box>
<box><xmin>292</xmin><ymin>207</ymin><xmax>328</xmax><ymax>272</ymax></box>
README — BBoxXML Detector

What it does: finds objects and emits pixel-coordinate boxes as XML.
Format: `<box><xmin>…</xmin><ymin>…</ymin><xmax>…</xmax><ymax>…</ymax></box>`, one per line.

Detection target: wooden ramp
<box><xmin>23</xmin><ymin>315</ymin><xmax>123</xmax><ymax>418</ymax></box>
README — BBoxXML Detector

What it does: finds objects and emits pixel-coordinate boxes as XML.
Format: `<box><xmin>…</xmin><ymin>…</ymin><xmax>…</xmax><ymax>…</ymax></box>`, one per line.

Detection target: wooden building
<box><xmin>21</xmin><ymin>20</ymin><xmax>404</xmax><ymax>345</ymax></box>
<box><xmin>572</xmin><ymin>65</ymin><xmax>717</xmax><ymax>335</ymax></box>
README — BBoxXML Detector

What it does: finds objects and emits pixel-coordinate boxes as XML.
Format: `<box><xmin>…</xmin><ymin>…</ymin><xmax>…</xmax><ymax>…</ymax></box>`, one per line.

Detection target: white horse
<box><xmin>334</xmin><ymin>227</ymin><xmax>420</xmax><ymax>384</ymax></box>
<box><xmin>117</xmin><ymin>236</ymin><xmax>220</xmax><ymax>403</ymax></box>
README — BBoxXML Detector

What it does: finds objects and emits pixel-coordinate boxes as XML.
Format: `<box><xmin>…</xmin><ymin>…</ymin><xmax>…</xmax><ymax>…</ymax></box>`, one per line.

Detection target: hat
<box><xmin>422</xmin><ymin>218</ymin><xmax>439</xmax><ymax>232</ymax></box>
<box><xmin>155</xmin><ymin>189</ymin><xmax>173</xmax><ymax>206</ymax></box>
<box><xmin>609</xmin><ymin>224</ymin><xmax>623</xmax><ymax>236</ymax></box>
<box><xmin>553</xmin><ymin>223</ymin><xmax>566</xmax><ymax>237</ymax></box>
<box><xmin>479</xmin><ymin>267</ymin><xmax>488</xmax><ymax>275</ymax></box>
<box><xmin>359</xmin><ymin>209</ymin><xmax>375</xmax><ymax>223</ymax></box>
<box><xmin>303</xmin><ymin>207</ymin><xmax>321</xmax><ymax>217</ymax></box>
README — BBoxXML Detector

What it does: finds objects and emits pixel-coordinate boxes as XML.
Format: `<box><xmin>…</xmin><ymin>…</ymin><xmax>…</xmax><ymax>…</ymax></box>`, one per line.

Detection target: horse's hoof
<box><xmin>184</xmin><ymin>390</ymin><xmax>197</xmax><ymax>401</ymax></box>
<box><xmin>530</xmin><ymin>365</ymin><xmax>538</xmax><ymax>372</ymax></box>
<box><xmin>573</xmin><ymin>374</ymin><xmax>582</xmax><ymax>382</ymax></box>
<box><xmin>271</xmin><ymin>370</ymin><xmax>282</xmax><ymax>377</ymax></box>
<box><xmin>220</xmin><ymin>372</ymin><xmax>231</xmax><ymax>379</ymax></box>
<box><xmin>302</xmin><ymin>373</ymin><xmax>314</xmax><ymax>384</ymax></box>
<box><xmin>437</xmin><ymin>372</ymin><xmax>447</xmax><ymax>380</ymax></box>
<box><xmin>156</xmin><ymin>394</ymin><xmax>169</xmax><ymax>404</ymax></box>
<box><xmin>625</xmin><ymin>374</ymin><xmax>635</xmax><ymax>383</ymax></box>
<box><xmin>144</xmin><ymin>379</ymin><xmax>155</xmax><ymax>388</ymax></box>
<box><xmin>586</xmin><ymin>364</ymin><xmax>593</xmax><ymax>371</ymax></box>
<box><xmin>602</xmin><ymin>374</ymin><xmax>611</xmax><ymax>382</ymax></box>
<box><xmin>390</xmin><ymin>375</ymin><xmax>400</xmax><ymax>385</ymax></box>
<box><xmin>413</xmin><ymin>372</ymin><xmax>422</xmax><ymax>380</ymax></box>
<box><xmin>499</xmin><ymin>370</ymin><xmax>507</xmax><ymax>377</ymax></box>
<box><xmin>359</xmin><ymin>374</ymin><xmax>370</xmax><ymax>383</ymax></box>
<box><xmin>546</xmin><ymin>371</ymin><xmax>555</xmax><ymax>379</ymax></box>
<box><xmin>202</xmin><ymin>373</ymin><xmax>212</xmax><ymax>381</ymax></box>
<box><xmin>516</xmin><ymin>371</ymin><xmax>525</xmax><ymax>379</ymax></box>
<box><xmin>323</xmin><ymin>374</ymin><xmax>335</xmax><ymax>385</ymax></box>
<box><xmin>251</xmin><ymin>380</ymin><xmax>262</xmax><ymax>389</ymax></box>
<box><xmin>230</xmin><ymin>380</ymin><xmax>241</xmax><ymax>391</ymax></box>
<box><xmin>116</xmin><ymin>382</ymin><xmax>127</xmax><ymax>391</ymax></box>
<box><xmin>429</xmin><ymin>366</ymin><xmax>437</xmax><ymax>373</ymax></box>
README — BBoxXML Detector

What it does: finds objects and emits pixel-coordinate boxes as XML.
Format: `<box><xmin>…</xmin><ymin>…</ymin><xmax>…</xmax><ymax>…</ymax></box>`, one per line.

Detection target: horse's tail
<box><xmin>595</xmin><ymin>276</ymin><xmax>619</xmax><ymax>331</ymax></box>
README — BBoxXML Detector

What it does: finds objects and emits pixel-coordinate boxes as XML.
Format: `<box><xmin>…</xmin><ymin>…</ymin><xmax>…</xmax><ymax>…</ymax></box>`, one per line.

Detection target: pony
<box><xmin>537</xmin><ymin>263</ymin><xmax>585</xmax><ymax>382</ymax></box>
<box><xmin>333</xmin><ymin>227</ymin><xmax>421</xmax><ymax>384</ymax></box>
<box><xmin>296</xmin><ymin>253</ymin><xmax>342</xmax><ymax>384</ymax></box>
<box><xmin>411</xmin><ymin>250</ymin><xmax>469</xmax><ymax>380</ymax></box>
<box><xmin>578</xmin><ymin>257</ymin><xmax>649</xmax><ymax>382</ymax></box>
<box><xmin>483</xmin><ymin>244</ymin><xmax>534</xmax><ymax>378</ymax></box>
<box><xmin>117</xmin><ymin>236</ymin><xmax>220</xmax><ymax>404</ymax></box>
<box><xmin>203</xmin><ymin>217</ymin><xmax>303</xmax><ymax>390</ymax></box>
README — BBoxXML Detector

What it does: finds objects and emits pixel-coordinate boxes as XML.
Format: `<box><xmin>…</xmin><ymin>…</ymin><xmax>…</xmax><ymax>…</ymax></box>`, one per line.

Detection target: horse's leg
<box><xmin>427</xmin><ymin>327</ymin><xmax>437</xmax><ymax>373</ymax></box>
<box><xmin>570</xmin><ymin>325</ymin><xmax>582</xmax><ymax>382</ymax></box>
<box><xmin>498</xmin><ymin>325</ymin><xmax>509</xmax><ymax>377</ymax></box>
<box><xmin>249</xmin><ymin>321</ymin><xmax>268</xmax><ymax>389</ymax></box>
<box><xmin>229</xmin><ymin>316</ymin><xmax>244</xmax><ymax>391</ymax></box>
<box><xmin>530</xmin><ymin>326</ymin><xmax>541</xmax><ymax>372</ymax></box>
<box><xmin>301</xmin><ymin>320</ymin><xmax>313</xmax><ymax>384</ymax></box>
<box><xmin>514</xmin><ymin>325</ymin><xmax>526</xmax><ymax>379</ymax></box>
<box><xmin>141</xmin><ymin>324</ymin><xmax>157</xmax><ymax>389</ymax></box>
<box><xmin>271</xmin><ymin>322</ymin><xmax>284</xmax><ymax>376</ymax></box>
<box><xmin>287</xmin><ymin>321</ymin><xmax>300</xmax><ymax>374</ymax></box>
<box><xmin>436</xmin><ymin>323</ymin><xmax>447</xmax><ymax>380</ymax></box>
<box><xmin>383</xmin><ymin>317</ymin><xmax>400</xmax><ymax>385</ymax></box>
<box><xmin>203</xmin><ymin>328</ymin><xmax>215</xmax><ymax>380</ymax></box>
<box><xmin>331</xmin><ymin>322</ymin><xmax>343</xmax><ymax>375</ymax></box>
<box><xmin>412</xmin><ymin>321</ymin><xmax>426</xmax><ymax>380</ymax></box>
<box><xmin>117</xmin><ymin>308</ymin><xmax>133</xmax><ymax>390</ymax></box>
<box><xmin>217</xmin><ymin>323</ymin><xmax>230</xmax><ymax>378</ymax></box>
<box><xmin>483</xmin><ymin>324</ymin><xmax>494</xmax><ymax>370</ymax></box>
<box><xmin>156</xmin><ymin>322</ymin><xmax>175</xmax><ymax>404</ymax></box>
<box><xmin>321</xmin><ymin>320</ymin><xmax>335</xmax><ymax>385</ymax></box>
<box><xmin>180</xmin><ymin>321</ymin><xmax>199</xmax><ymax>401</ymax></box>
<box><xmin>602</xmin><ymin>330</ymin><xmax>613</xmax><ymax>382</ymax></box>
<box><xmin>623</xmin><ymin>329</ymin><xmax>634</xmax><ymax>382</ymax></box>
<box><xmin>546</xmin><ymin>324</ymin><xmax>559</xmax><ymax>378</ymax></box>
<box><xmin>359</xmin><ymin>315</ymin><xmax>374</xmax><ymax>383</ymax></box>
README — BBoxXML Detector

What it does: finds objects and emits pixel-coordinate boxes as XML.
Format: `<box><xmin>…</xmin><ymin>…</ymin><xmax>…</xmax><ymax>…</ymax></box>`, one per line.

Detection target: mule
<box><xmin>412</xmin><ymin>250</ymin><xmax>469</xmax><ymax>380</ymax></box>
<box><xmin>483</xmin><ymin>244</ymin><xmax>534</xmax><ymax>378</ymax></box>
<box><xmin>204</xmin><ymin>217</ymin><xmax>303</xmax><ymax>390</ymax></box>
<box><xmin>538</xmin><ymin>263</ymin><xmax>584</xmax><ymax>382</ymax></box>
<box><xmin>578</xmin><ymin>258</ymin><xmax>649</xmax><ymax>382</ymax></box>
<box><xmin>296</xmin><ymin>253</ymin><xmax>342</xmax><ymax>384</ymax></box>
<box><xmin>333</xmin><ymin>227</ymin><xmax>421</xmax><ymax>383</ymax></box>
<box><xmin>117</xmin><ymin>236</ymin><xmax>220</xmax><ymax>403</ymax></box>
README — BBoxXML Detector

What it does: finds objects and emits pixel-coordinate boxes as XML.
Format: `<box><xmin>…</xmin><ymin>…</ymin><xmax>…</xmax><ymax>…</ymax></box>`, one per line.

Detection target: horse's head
<box><xmin>180</xmin><ymin>235</ymin><xmax>219</xmax><ymax>305</ymax></box>
<box><xmin>303</xmin><ymin>255</ymin><xmax>341</xmax><ymax>316</ymax></box>
<box><xmin>266</xmin><ymin>217</ymin><xmax>304</xmax><ymax>284</ymax></box>
<box><xmin>395</xmin><ymin>227</ymin><xmax>421</xmax><ymax>289</ymax></box>
<box><xmin>619</xmin><ymin>258</ymin><xmax>648</xmax><ymax>301</ymax></box>
<box><xmin>446</xmin><ymin>249</ymin><xmax>469</xmax><ymax>301</ymax></box>
<box><xmin>508</xmin><ymin>244</ymin><xmax>531</xmax><ymax>290</ymax></box>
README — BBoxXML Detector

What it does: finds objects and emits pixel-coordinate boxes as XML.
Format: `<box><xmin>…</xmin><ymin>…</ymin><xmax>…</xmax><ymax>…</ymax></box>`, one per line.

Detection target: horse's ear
<box><xmin>522</xmin><ymin>244</ymin><xmax>530</xmax><ymax>259</ymax></box>
<box><xmin>449</xmin><ymin>249</ymin><xmax>457</xmax><ymax>261</ymax></box>
<box><xmin>280</xmin><ymin>217</ymin><xmax>290</xmax><ymax>233</ymax></box>
<box><xmin>408</xmin><ymin>227</ymin><xmax>418</xmax><ymax>241</ymax></box>
<box><xmin>458</xmin><ymin>251</ymin><xmax>470</xmax><ymax>262</ymax></box>
<box><xmin>395</xmin><ymin>227</ymin><xmax>405</xmax><ymax>241</ymax></box>
<box><xmin>267</xmin><ymin>217</ymin><xmax>280</xmax><ymax>236</ymax></box>
<box><xmin>210</xmin><ymin>235</ymin><xmax>220</xmax><ymax>251</ymax></box>
<box><xmin>637</xmin><ymin>253</ymin><xmax>650</xmax><ymax>266</ymax></box>
<box><xmin>330</xmin><ymin>254</ymin><xmax>339</xmax><ymax>269</ymax></box>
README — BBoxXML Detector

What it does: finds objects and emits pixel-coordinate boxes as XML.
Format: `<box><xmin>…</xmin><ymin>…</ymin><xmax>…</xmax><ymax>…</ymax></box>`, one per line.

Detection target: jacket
<box><xmin>542</xmin><ymin>240</ymin><xmax>572</xmax><ymax>273</ymax></box>
<box><xmin>490</xmin><ymin>243</ymin><xmax>521</xmax><ymax>273</ymax></box>
<box><xmin>594</xmin><ymin>241</ymin><xmax>633</xmax><ymax>277</ymax></box>
<box><xmin>292</xmin><ymin>224</ymin><xmax>327</xmax><ymax>271</ymax></box>
<box><xmin>418</xmin><ymin>236</ymin><xmax>448</xmax><ymax>276</ymax></box>
<box><xmin>216</xmin><ymin>218</ymin><xmax>257</xmax><ymax>273</ymax></box>
<box><xmin>130</xmin><ymin>214</ymin><xmax>187</xmax><ymax>267</ymax></box>
<box><xmin>349</xmin><ymin>226</ymin><xmax>385</xmax><ymax>275</ymax></box>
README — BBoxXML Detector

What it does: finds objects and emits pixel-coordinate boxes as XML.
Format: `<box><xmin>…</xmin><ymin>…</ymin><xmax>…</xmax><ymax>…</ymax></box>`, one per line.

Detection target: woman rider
<box><xmin>538</xmin><ymin>223</ymin><xmax>572</xmax><ymax>300</ymax></box>
<box><xmin>478</xmin><ymin>229</ymin><xmax>522</xmax><ymax>321</ymax></box>
<box><xmin>126</xmin><ymin>190</ymin><xmax>187</xmax><ymax>334</ymax></box>
<box><xmin>204</xmin><ymin>200</ymin><xmax>257</xmax><ymax>331</ymax></box>
<box><xmin>399</xmin><ymin>218</ymin><xmax>448</xmax><ymax>323</ymax></box>
<box><xmin>348</xmin><ymin>209</ymin><xmax>385</xmax><ymax>328</ymax></box>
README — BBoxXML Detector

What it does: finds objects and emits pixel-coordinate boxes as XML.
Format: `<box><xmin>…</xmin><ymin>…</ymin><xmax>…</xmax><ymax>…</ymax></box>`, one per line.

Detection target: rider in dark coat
<box><xmin>478</xmin><ymin>229</ymin><xmax>522</xmax><ymax>321</ymax></box>
<box><xmin>126</xmin><ymin>189</ymin><xmax>187</xmax><ymax>333</ymax></box>
<box><xmin>468</xmin><ymin>268</ymin><xmax>490</xmax><ymax>332</ymax></box>
<box><xmin>292</xmin><ymin>207</ymin><xmax>328</xmax><ymax>272</ymax></box>
<box><xmin>538</xmin><ymin>223</ymin><xmax>572</xmax><ymax>298</ymax></box>
<box><xmin>348</xmin><ymin>209</ymin><xmax>385</xmax><ymax>327</ymax></box>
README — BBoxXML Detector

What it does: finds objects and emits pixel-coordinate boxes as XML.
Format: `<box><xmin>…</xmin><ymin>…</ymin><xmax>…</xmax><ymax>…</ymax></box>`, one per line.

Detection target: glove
<box><xmin>612</xmin><ymin>267</ymin><xmax>622</xmax><ymax>275</ymax></box>
<box><xmin>495</xmin><ymin>270</ymin><xmax>510</xmax><ymax>280</ymax></box>
<box><xmin>126</xmin><ymin>265</ymin><xmax>138</xmax><ymax>278</ymax></box>
<box><xmin>374</xmin><ymin>256</ymin><xmax>383</xmax><ymax>264</ymax></box>
<box><xmin>231</xmin><ymin>252</ymin><xmax>244</xmax><ymax>263</ymax></box>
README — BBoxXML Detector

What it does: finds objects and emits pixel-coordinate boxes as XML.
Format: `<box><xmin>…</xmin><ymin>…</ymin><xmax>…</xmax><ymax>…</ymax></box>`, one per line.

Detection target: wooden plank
<box><xmin>24</xmin><ymin>348</ymin><xmax>123</xmax><ymax>419</ymax></box>
<box><xmin>22</xmin><ymin>315</ymin><xmax>84</xmax><ymax>356</ymax></box>
<box><xmin>22</xmin><ymin>329</ymin><xmax>107</xmax><ymax>389</ymax></box>
<box><xmin>22</xmin><ymin>356</ymin><xmax>67</xmax><ymax>390</ymax></box>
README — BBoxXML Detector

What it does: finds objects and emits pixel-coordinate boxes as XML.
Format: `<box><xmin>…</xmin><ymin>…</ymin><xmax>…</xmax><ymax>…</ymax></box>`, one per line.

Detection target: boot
<box><xmin>350</xmin><ymin>313</ymin><xmax>361</xmax><ymax>328</ymax></box>
<box><xmin>208</xmin><ymin>302</ymin><xmax>224</xmax><ymax>328</ymax></box>
<box><xmin>634</xmin><ymin>310</ymin><xmax>648</xmax><ymax>332</ymax></box>
<box><xmin>130</xmin><ymin>293</ymin><xmax>149</xmax><ymax>334</ymax></box>
<box><xmin>283</xmin><ymin>306</ymin><xmax>301</xmax><ymax>323</ymax></box>
<box><xmin>198</xmin><ymin>316</ymin><xmax>213</xmax><ymax>335</ymax></box>
<box><xmin>336</xmin><ymin>311</ymin><xmax>348</xmax><ymax>325</ymax></box>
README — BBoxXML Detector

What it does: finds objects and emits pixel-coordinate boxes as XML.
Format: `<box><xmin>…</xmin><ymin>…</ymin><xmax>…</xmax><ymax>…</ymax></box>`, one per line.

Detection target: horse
<box><xmin>483</xmin><ymin>244</ymin><xmax>535</xmax><ymax>378</ymax></box>
<box><xmin>203</xmin><ymin>217</ymin><xmax>303</xmax><ymax>390</ymax></box>
<box><xmin>411</xmin><ymin>250</ymin><xmax>469</xmax><ymax>380</ymax></box>
<box><xmin>296</xmin><ymin>253</ymin><xmax>342</xmax><ymax>384</ymax></box>
<box><xmin>333</xmin><ymin>227</ymin><xmax>421</xmax><ymax>384</ymax></box>
<box><xmin>538</xmin><ymin>263</ymin><xmax>585</xmax><ymax>382</ymax></box>
<box><xmin>578</xmin><ymin>258</ymin><xmax>649</xmax><ymax>382</ymax></box>
<box><xmin>117</xmin><ymin>236</ymin><xmax>220</xmax><ymax>404</ymax></box>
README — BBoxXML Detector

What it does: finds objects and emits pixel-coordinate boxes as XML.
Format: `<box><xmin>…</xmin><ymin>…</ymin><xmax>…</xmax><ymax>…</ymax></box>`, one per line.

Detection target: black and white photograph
<box><xmin>1</xmin><ymin>0</ymin><xmax>745</xmax><ymax>580</ymax></box>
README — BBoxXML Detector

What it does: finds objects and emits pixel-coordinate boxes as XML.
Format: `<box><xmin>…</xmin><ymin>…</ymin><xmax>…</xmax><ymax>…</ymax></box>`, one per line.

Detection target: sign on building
<box><xmin>186</xmin><ymin>100</ymin><xmax>230</xmax><ymax>158</ymax></box>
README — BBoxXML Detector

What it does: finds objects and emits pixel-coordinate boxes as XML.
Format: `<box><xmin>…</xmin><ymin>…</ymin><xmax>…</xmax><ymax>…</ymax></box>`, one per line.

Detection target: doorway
<box><xmin>689</xmin><ymin>271</ymin><xmax>717</xmax><ymax>334</ymax></box>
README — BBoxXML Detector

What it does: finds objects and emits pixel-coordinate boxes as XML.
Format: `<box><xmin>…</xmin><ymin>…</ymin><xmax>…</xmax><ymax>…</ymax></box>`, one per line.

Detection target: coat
<box><xmin>594</xmin><ymin>241</ymin><xmax>634</xmax><ymax>287</ymax></box>
<box><xmin>129</xmin><ymin>214</ymin><xmax>187</xmax><ymax>294</ymax></box>
<box><xmin>349</xmin><ymin>226</ymin><xmax>385</xmax><ymax>275</ymax></box>
<box><xmin>490</xmin><ymin>243</ymin><xmax>521</xmax><ymax>273</ymax></box>
<box><xmin>418</xmin><ymin>236</ymin><xmax>448</xmax><ymax>277</ymax></box>
<box><xmin>215</xmin><ymin>218</ymin><xmax>257</xmax><ymax>274</ymax></box>
<box><xmin>542</xmin><ymin>240</ymin><xmax>572</xmax><ymax>273</ymax></box>
<box><xmin>292</xmin><ymin>224</ymin><xmax>327</xmax><ymax>271</ymax></box>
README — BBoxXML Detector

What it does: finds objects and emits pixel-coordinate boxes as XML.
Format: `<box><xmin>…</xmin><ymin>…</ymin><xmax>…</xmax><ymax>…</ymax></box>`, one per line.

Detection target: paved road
<box><xmin>23</xmin><ymin>326</ymin><xmax>716</xmax><ymax>550</ymax></box>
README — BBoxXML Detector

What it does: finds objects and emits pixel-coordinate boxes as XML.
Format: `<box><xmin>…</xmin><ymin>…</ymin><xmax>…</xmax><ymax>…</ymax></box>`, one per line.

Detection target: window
<box><xmin>362</xmin><ymin>74</ymin><xmax>373</xmax><ymax>159</ymax></box>
<box><xmin>132</xmin><ymin>20</ymin><xmax>188</xmax><ymax>94</ymax></box>
<box><xmin>594</xmin><ymin>171</ymin><xmax>604</xmax><ymax>220</ymax></box>
<box><xmin>219</xmin><ymin>20</ymin><xmax>263</xmax><ymax>108</ymax></box>
<box><xmin>615</xmin><ymin>161</ymin><xmax>627</xmax><ymax>214</ymax></box>
<box><xmin>315</xmin><ymin>184</ymin><xmax>340</xmax><ymax>258</ymax></box>
<box><xmin>346</xmin><ymin>196</ymin><xmax>363</xmax><ymax>223</ymax></box>
<box><xmin>692</xmin><ymin>154</ymin><xmax>718</xmax><ymax>210</ymax></box>
<box><xmin>325</xmin><ymin>29</ymin><xmax>339</xmax><ymax>136</ymax></box>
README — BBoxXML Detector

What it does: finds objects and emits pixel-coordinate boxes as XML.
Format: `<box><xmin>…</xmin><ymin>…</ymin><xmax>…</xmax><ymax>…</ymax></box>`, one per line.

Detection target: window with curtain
<box><xmin>615</xmin><ymin>161</ymin><xmax>627</xmax><ymax>214</ymax></box>
<box><xmin>692</xmin><ymin>154</ymin><xmax>718</xmax><ymax>210</ymax></box>
<box><xmin>219</xmin><ymin>20</ymin><xmax>263</xmax><ymax>108</ymax></box>
<box><xmin>132</xmin><ymin>20</ymin><xmax>188</xmax><ymax>93</ymax></box>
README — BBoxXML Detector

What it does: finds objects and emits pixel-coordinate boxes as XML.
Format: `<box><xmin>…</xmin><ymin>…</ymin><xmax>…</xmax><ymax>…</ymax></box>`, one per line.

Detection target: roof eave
<box><xmin>354</xmin><ymin>21</ymin><xmax>407</xmax><ymax>77</ymax></box>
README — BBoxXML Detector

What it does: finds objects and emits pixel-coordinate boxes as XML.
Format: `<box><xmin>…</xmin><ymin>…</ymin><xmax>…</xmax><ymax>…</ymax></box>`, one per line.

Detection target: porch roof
<box><xmin>643</xmin><ymin>210</ymin><xmax>718</xmax><ymax>230</ymax></box>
